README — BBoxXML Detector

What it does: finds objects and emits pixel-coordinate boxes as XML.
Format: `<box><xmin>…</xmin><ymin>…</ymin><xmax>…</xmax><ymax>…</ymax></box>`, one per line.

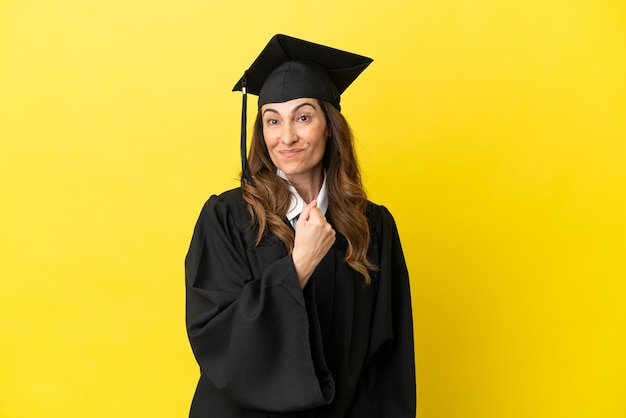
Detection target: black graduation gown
<box><xmin>185</xmin><ymin>188</ymin><xmax>415</xmax><ymax>417</ymax></box>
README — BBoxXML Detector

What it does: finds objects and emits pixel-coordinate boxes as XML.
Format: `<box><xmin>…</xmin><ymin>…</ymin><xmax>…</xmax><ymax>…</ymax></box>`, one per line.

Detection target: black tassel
<box><xmin>240</xmin><ymin>73</ymin><xmax>253</xmax><ymax>185</ymax></box>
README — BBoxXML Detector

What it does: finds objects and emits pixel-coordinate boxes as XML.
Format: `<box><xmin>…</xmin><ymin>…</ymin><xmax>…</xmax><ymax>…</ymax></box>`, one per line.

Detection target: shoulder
<box><xmin>201</xmin><ymin>187</ymin><xmax>245</xmax><ymax>212</ymax></box>
<box><xmin>196</xmin><ymin>187</ymin><xmax>251</xmax><ymax>232</ymax></box>
<box><xmin>365</xmin><ymin>200</ymin><xmax>396</xmax><ymax>229</ymax></box>
<box><xmin>364</xmin><ymin>200</ymin><xmax>402</xmax><ymax>249</ymax></box>
<box><xmin>208</xmin><ymin>187</ymin><xmax>245</xmax><ymax>206</ymax></box>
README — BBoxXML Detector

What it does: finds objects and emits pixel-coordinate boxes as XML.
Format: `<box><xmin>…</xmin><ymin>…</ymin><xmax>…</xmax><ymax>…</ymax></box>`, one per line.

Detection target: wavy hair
<box><xmin>242</xmin><ymin>100</ymin><xmax>376</xmax><ymax>284</ymax></box>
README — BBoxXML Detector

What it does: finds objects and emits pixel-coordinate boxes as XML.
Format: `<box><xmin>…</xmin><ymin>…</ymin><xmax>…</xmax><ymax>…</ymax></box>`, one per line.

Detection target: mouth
<box><xmin>279</xmin><ymin>149</ymin><xmax>304</xmax><ymax>157</ymax></box>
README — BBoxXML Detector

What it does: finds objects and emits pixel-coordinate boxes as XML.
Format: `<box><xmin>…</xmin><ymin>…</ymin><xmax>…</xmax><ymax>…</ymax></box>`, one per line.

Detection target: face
<box><xmin>261</xmin><ymin>98</ymin><xmax>328</xmax><ymax>182</ymax></box>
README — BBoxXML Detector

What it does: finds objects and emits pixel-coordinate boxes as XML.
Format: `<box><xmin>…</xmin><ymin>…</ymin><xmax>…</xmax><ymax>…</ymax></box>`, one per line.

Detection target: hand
<box><xmin>292</xmin><ymin>200</ymin><xmax>336</xmax><ymax>288</ymax></box>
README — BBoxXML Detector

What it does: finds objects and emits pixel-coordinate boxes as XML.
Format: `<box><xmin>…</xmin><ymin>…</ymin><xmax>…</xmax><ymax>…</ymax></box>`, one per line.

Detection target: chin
<box><xmin>276</xmin><ymin>165</ymin><xmax>302</xmax><ymax>176</ymax></box>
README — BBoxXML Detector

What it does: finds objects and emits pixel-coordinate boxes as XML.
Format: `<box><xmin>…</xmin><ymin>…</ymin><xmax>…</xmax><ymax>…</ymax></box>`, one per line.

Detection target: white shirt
<box><xmin>277</xmin><ymin>169</ymin><xmax>329</xmax><ymax>227</ymax></box>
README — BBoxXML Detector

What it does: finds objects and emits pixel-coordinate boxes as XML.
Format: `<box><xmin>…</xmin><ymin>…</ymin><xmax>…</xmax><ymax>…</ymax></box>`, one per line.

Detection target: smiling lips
<box><xmin>279</xmin><ymin>149</ymin><xmax>304</xmax><ymax>157</ymax></box>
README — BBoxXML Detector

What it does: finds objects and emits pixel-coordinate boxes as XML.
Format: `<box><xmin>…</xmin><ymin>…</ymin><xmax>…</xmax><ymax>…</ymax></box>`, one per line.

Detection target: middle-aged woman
<box><xmin>185</xmin><ymin>34</ymin><xmax>416</xmax><ymax>417</ymax></box>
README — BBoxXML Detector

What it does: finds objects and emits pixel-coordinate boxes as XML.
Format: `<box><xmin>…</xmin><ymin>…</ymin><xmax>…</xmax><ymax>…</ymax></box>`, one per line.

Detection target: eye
<box><xmin>297</xmin><ymin>114</ymin><xmax>310</xmax><ymax>122</ymax></box>
<box><xmin>264</xmin><ymin>118</ymin><xmax>278</xmax><ymax>126</ymax></box>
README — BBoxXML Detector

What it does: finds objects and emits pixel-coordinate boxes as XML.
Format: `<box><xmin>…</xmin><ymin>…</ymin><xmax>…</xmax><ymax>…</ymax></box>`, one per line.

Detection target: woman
<box><xmin>186</xmin><ymin>34</ymin><xmax>415</xmax><ymax>417</ymax></box>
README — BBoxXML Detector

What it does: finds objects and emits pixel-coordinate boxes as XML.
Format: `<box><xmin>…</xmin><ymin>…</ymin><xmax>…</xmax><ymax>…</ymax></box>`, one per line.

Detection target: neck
<box><xmin>285</xmin><ymin>166</ymin><xmax>324</xmax><ymax>203</ymax></box>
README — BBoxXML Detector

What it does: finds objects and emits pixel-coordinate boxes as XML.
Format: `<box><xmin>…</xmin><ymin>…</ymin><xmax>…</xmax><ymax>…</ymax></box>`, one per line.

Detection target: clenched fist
<box><xmin>292</xmin><ymin>200</ymin><xmax>336</xmax><ymax>288</ymax></box>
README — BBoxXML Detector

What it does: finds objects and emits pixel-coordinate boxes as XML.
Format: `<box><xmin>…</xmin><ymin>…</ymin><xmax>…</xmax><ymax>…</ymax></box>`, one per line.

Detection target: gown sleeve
<box><xmin>185</xmin><ymin>194</ymin><xmax>335</xmax><ymax>412</ymax></box>
<box><xmin>348</xmin><ymin>206</ymin><xmax>416</xmax><ymax>417</ymax></box>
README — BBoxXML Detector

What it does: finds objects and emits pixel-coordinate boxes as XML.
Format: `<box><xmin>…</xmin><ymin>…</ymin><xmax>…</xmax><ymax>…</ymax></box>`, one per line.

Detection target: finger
<box><xmin>299</xmin><ymin>199</ymin><xmax>317</xmax><ymax>222</ymax></box>
<box><xmin>307</xmin><ymin>207</ymin><xmax>325</xmax><ymax>224</ymax></box>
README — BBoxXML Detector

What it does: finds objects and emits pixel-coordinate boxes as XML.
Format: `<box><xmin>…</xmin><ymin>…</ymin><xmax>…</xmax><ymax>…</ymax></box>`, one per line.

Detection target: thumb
<box><xmin>298</xmin><ymin>199</ymin><xmax>317</xmax><ymax>222</ymax></box>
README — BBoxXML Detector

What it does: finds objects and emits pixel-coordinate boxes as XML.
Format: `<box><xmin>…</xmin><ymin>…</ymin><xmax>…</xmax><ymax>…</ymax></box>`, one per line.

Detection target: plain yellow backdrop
<box><xmin>1</xmin><ymin>0</ymin><xmax>625</xmax><ymax>417</ymax></box>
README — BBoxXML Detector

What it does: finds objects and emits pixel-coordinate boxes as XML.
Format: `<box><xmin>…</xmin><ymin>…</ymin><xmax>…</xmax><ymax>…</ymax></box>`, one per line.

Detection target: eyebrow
<box><xmin>262</xmin><ymin>102</ymin><xmax>317</xmax><ymax>117</ymax></box>
<box><xmin>292</xmin><ymin>102</ymin><xmax>316</xmax><ymax>113</ymax></box>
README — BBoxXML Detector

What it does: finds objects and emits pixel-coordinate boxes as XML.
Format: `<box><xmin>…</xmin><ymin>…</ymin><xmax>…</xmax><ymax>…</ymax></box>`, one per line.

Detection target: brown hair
<box><xmin>242</xmin><ymin>100</ymin><xmax>376</xmax><ymax>283</ymax></box>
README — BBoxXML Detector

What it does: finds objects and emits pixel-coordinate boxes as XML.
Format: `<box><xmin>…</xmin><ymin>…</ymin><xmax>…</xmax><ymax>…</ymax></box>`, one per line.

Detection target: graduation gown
<box><xmin>185</xmin><ymin>188</ymin><xmax>415</xmax><ymax>417</ymax></box>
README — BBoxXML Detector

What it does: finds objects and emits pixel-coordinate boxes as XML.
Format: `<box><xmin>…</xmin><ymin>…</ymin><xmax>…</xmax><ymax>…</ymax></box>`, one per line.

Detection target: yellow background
<box><xmin>1</xmin><ymin>0</ymin><xmax>625</xmax><ymax>417</ymax></box>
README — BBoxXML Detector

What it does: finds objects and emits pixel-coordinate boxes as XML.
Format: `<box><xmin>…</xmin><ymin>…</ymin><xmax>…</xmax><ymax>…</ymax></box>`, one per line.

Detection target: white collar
<box><xmin>277</xmin><ymin>169</ymin><xmax>329</xmax><ymax>223</ymax></box>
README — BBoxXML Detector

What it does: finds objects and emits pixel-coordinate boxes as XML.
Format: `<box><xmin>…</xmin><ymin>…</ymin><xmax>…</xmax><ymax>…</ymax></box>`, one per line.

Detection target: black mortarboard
<box><xmin>232</xmin><ymin>34</ymin><xmax>373</xmax><ymax>184</ymax></box>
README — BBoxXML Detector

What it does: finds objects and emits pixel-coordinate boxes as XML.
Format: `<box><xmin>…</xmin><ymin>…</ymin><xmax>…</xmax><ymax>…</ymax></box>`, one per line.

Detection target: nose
<box><xmin>280</xmin><ymin>123</ymin><xmax>298</xmax><ymax>145</ymax></box>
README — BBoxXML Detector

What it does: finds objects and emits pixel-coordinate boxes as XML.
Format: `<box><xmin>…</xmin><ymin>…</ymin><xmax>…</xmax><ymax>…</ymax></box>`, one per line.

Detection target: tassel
<box><xmin>240</xmin><ymin>73</ymin><xmax>253</xmax><ymax>185</ymax></box>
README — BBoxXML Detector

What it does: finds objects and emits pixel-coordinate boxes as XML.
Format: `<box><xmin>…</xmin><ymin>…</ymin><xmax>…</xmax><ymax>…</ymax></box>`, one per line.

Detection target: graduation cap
<box><xmin>233</xmin><ymin>34</ymin><xmax>373</xmax><ymax>184</ymax></box>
